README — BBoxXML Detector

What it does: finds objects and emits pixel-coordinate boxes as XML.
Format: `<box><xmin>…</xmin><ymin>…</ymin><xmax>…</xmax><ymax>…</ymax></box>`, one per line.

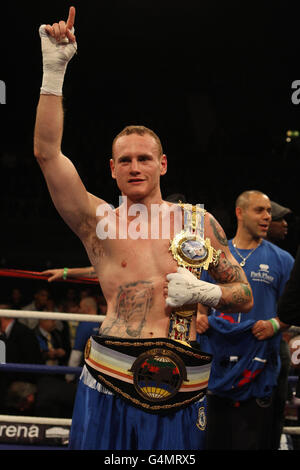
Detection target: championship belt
<box><xmin>84</xmin><ymin>335</ymin><xmax>212</xmax><ymax>415</ymax></box>
<box><xmin>168</xmin><ymin>203</ymin><xmax>221</xmax><ymax>345</ymax></box>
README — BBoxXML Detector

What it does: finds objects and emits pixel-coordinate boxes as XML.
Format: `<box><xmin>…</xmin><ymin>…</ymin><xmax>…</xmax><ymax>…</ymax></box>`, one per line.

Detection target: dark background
<box><xmin>1</xmin><ymin>1</ymin><xmax>300</xmax><ymax>273</ymax></box>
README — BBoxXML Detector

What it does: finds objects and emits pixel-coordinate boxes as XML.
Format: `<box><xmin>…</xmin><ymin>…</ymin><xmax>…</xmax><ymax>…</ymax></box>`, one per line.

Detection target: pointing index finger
<box><xmin>66</xmin><ymin>6</ymin><xmax>76</xmax><ymax>30</ymax></box>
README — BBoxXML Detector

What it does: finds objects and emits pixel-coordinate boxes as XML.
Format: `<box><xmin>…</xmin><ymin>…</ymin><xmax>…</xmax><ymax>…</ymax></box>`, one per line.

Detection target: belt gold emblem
<box><xmin>168</xmin><ymin>203</ymin><xmax>221</xmax><ymax>345</ymax></box>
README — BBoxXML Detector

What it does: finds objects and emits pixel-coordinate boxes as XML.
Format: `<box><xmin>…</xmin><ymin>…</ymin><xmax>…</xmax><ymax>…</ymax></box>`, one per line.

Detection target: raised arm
<box><xmin>166</xmin><ymin>213</ymin><xmax>253</xmax><ymax>313</ymax></box>
<box><xmin>34</xmin><ymin>7</ymin><xmax>101</xmax><ymax>237</ymax></box>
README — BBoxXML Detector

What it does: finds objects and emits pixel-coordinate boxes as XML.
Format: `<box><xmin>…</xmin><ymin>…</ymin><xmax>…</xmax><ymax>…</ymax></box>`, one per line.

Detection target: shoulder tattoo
<box><xmin>209</xmin><ymin>216</ymin><xmax>228</xmax><ymax>247</ymax></box>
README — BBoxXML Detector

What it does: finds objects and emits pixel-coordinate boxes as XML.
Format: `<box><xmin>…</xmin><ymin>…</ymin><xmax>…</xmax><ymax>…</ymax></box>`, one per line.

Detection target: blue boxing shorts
<box><xmin>69</xmin><ymin>366</ymin><xmax>207</xmax><ymax>450</ymax></box>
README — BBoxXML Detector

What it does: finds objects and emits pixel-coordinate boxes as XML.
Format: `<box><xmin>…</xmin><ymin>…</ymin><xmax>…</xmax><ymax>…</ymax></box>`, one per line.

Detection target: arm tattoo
<box><xmin>217</xmin><ymin>284</ymin><xmax>252</xmax><ymax>312</ymax></box>
<box><xmin>209</xmin><ymin>252</ymin><xmax>252</xmax><ymax>311</ymax></box>
<box><xmin>100</xmin><ymin>281</ymin><xmax>154</xmax><ymax>338</ymax></box>
<box><xmin>209</xmin><ymin>217</ymin><xmax>228</xmax><ymax>247</ymax></box>
<box><xmin>209</xmin><ymin>252</ymin><xmax>244</xmax><ymax>283</ymax></box>
<box><xmin>241</xmin><ymin>283</ymin><xmax>252</xmax><ymax>297</ymax></box>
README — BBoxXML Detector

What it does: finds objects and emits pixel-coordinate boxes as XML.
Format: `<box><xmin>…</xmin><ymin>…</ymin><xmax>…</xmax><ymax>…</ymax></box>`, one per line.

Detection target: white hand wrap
<box><xmin>39</xmin><ymin>25</ymin><xmax>77</xmax><ymax>96</ymax></box>
<box><xmin>166</xmin><ymin>267</ymin><xmax>222</xmax><ymax>308</ymax></box>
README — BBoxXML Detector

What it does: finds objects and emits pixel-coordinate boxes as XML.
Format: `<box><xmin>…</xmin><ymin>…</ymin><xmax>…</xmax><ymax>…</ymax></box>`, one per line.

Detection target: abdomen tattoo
<box><xmin>100</xmin><ymin>281</ymin><xmax>154</xmax><ymax>338</ymax></box>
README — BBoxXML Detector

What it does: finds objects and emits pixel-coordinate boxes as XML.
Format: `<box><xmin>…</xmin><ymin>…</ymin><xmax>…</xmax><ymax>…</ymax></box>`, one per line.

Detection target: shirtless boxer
<box><xmin>34</xmin><ymin>7</ymin><xmax>253</xmax><ymax>450</ymax></box>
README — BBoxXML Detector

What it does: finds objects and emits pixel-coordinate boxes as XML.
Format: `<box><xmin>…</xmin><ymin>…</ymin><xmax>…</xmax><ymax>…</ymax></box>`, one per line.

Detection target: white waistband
<box><xmin>80</xmin><ymin>365</ymin><xmax>114</xmax><ymax>395</ymax></box>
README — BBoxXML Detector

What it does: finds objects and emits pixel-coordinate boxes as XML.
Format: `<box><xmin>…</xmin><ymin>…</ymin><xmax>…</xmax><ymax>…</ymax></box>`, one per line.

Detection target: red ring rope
<box><xmin>0</xmin><ymin>269</ymin><xmax>98</xmax><ymax>284</ymax></box>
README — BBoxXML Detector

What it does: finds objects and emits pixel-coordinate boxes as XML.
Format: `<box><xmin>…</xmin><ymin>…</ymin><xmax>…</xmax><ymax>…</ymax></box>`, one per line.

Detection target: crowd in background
<box><xmin>0</xmin><ymin>283</ymin><xmax>107</xmax><ymax>419</ymax></box>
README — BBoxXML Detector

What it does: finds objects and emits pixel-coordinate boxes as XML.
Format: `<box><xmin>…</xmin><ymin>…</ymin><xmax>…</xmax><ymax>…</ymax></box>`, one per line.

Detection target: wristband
<box><xmin>63</xmin><ymin>267</ymin><xmax>68</xmax><ymax>280</ymax></box>
<box><xmin>268</xmin><ymin>318</ymin><xmax>280</xmax><ymax>335</ymax></box>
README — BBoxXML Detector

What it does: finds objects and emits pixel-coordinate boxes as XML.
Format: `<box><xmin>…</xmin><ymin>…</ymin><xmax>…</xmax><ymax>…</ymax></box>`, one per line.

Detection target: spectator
<box><xmin>0</xmin><ymin>306</ymin><xmax>43</xmax><ymax>414</ymax></box>
<box><xmin>60</xmin><ymin>297</ymin><xmax>80</xmax><ymax>348</ymax></box>
<box><xmin>34</xmin><ymin>317</ymin><xmax>70</xmax><ymax>367</ymax></box>
<box><xmin>96</xmin><ymin>294</ymin><xmax>107</xmax><ymax>316</ymax></box>
<box><xmin>20</xmin><ymin>288</ymin><xmax>50</xmax><ymax>329</ymax></box>
<box><xmin>9</xmin><ymin>288</ymin><xmax>25</xmax><ymax>310</ymax></box>
<box><xmin>66</xmin><ymin>296</ymin><xmax>100</xmax><ymax>382</ymax></box>
<box><xmin>5</xmin><ymin>377</ymin><xmax>77</xmax><ymax>419</ymax></box>
<box><xmin>23</xmin><ymin>288</ymin><xmax>50</xmax><ymax>312</ymax></box>
<box><xmin>267</xmin><ymin>201</ymin><xmax>292</xmax><ymax>244</ymax></box>
<box><xmin>197</xmin><ymin>190</ymin><xmax>294</xmax><ymax>449</ymax></box>
<box><xmin>278</xmin><ymin>245</ymin><xmax>300</xmax><ymax>326</ymax></box>
<box><xmin>34</xmin><ymin>374</ymin><xmax>77</xmax><ymax>418</ymax></box>
<box><xmin>31</xmin><ymin>315</ymin><xmax>76</xmax><ymax>418</ymax></box>
<box><xmin>267</xmin><ymin>200</ymin><xmax>295</xmax><ymax>449</ymax></box>
<box><xmin>5</xmin><ymin>381</ymin><xmax>37</xmax><ymax>416</ymax></box>
<box><xmin>277</xmin><ymin>245</ymin><xmax>300</xmax><ymax>430</ymax></box>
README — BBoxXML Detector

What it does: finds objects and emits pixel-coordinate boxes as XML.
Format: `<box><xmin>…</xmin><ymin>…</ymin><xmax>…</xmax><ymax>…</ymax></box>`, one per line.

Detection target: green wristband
<box><xmin>268</xmin><ymin>318</ymin><xmax>280</xmax><ymax>335</ymax></box>
<box><xmin>63</xmin><ymin>267</ymin><xmax>68</xmax><ymax>280</ymax></box>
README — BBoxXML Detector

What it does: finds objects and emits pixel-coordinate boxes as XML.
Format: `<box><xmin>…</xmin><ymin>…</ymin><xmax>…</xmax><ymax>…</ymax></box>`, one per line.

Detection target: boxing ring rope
<box><xmin>0</xmin><ymin>415</ymin><xmax>71</xmax><ymax>426</ymax></box>
<box><xmin>0</xmin><ymin>269</ymin><xmax>300</xmax><ymax>442</ymax></box>
<box><xmin>0</xmin><ymin>268</ymin><xmax>98</xmax><ymax>285</ymax></box>
<box><xmin>0</xmin><ymin>309</ymin><xmax>105</xmax><ymax>323</ymax></box>
<box><xmin>0</xmin><ymin>362</ymin><xmax>82</xmax><ymax>375</ymax></box>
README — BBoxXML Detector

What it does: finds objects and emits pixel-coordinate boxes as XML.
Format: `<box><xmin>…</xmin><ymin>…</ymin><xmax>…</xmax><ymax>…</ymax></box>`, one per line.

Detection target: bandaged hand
<box><xmin>39</xmin><ymin>6</ymin><xmax>77</xmax><ymax>96</ymax></box>
<box><xmin>165</xmin><ymin>267</ymin><xmax>222</xmax><ymax>308</ymax></box>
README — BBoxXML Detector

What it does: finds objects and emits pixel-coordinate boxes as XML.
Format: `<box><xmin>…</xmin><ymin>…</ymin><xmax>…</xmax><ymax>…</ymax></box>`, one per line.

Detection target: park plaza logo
<box><xmin>95</xmin><ymin>197</ymin><xmax>205</xmax><ymax>240</ymax></box>
<box><xmin>250</xmin><ymin>263</ymin><xmax>274</xmax><ymax>284</ymax></box>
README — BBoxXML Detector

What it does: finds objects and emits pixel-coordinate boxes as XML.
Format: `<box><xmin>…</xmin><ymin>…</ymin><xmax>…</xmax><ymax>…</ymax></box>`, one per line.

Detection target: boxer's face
<box><xmin>110</xmin><ymin>133</ymin><xmax>167</xmax><ymax>201</ymax></box>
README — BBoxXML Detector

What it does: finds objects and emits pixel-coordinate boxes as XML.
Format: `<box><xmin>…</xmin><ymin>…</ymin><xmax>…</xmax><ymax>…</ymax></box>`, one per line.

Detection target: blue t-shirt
<box><xmin>74</xmin><ymin>322</ymin><xmax>100</xmax><ymax>352</ymax></box>
<box><xmin>198</xmin><ymin>239</ymin><xmax>294</xmax><ymax>400</ymax></box>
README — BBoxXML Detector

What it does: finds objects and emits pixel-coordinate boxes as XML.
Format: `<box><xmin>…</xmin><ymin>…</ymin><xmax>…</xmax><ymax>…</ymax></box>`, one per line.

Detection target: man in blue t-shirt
<box><xmin>66</xmin><ymin>297</ymin><xmax>102</xmax><ymax>382</ymax></box>
<box><xmin>197</xmin><ymin>190</ymin><xmax>294</xmax><ymax>450</ymax></box>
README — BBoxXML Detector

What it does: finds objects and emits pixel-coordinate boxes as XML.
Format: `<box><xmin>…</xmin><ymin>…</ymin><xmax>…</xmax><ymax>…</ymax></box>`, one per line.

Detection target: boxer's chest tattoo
<box><xmin>100</xmin><ymin>281</ymin><xmax>154</xmax><ymax>338</ymax></box>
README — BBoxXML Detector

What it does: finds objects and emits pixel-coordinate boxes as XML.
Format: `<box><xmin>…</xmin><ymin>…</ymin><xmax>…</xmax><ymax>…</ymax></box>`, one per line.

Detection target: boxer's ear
<box><xmin>110</xmin><ymin>158</ymin><xmax>116</xmax><ymax>179</ymax></box>
<box><xmin>160</xmin><ymin>154</ymin><xmax>167</xmax><ymax>176</ymax></box>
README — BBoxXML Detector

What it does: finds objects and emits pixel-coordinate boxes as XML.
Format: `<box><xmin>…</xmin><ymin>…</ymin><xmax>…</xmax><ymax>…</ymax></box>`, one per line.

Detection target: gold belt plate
<box><xmin>169</xmin><ymin>231</ymin><xmax>216</xmax><ymax>271</ymax></box>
